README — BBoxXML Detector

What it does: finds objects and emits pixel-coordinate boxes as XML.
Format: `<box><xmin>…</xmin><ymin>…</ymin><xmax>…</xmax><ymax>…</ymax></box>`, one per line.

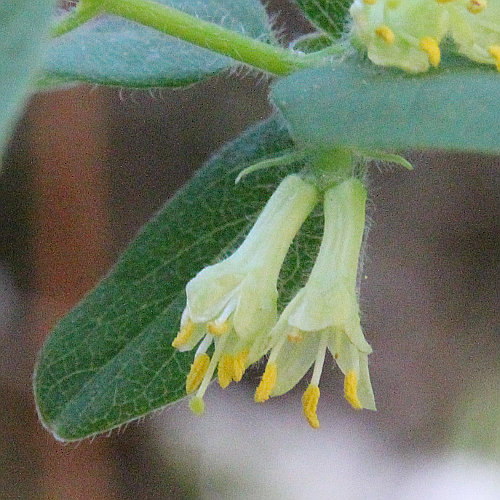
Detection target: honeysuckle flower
<box><xmin>255</xmin><ymin>178</ymin><xmax>375</xmax><ymax>428</ymax></box>
<box><xmin>446</xmin><ymin>0</ymin><xmax>500</xmax><ymax>70</ymax></box>
<box><xmin>171</xmin><ymin>175</ymin><xmax>319</xmax><ymax>415</ymax></box>
<box><xmin>350</xmin><ymin>0</ymin><xmax>449</xmax><ymax>73</ymax></box>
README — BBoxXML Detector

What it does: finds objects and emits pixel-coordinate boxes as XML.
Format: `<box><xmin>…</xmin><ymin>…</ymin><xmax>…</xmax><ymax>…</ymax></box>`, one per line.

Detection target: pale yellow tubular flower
<box><xmin>172</xmin><ymin>174</ymin><xmax>319</xmax><ymax>413</ymax></box>
<box><xmin>256</xmin><ymin>178</ymin><xmax>375</xmax><ymax>428</ymax></box>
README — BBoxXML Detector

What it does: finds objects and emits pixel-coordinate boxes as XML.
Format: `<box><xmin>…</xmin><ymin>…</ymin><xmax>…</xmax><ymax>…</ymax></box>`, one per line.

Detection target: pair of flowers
<box><xmin>350</xmin><ymin>0</ymin><xmax>500</xmax><ymax>73</ymax></box>
<box><xmin>171</xmin><ymin>170</ymin><xmax>375</xmax><ymax>428</ymax></box>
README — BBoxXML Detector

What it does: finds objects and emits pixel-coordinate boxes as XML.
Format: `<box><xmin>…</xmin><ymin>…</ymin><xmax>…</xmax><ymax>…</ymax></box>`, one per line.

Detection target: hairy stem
<box><xmin>51</xmin><ymin>1</ymin><xmax>104</xmax><ymax>37</ymax></box>
<box><xmin>95</xmin><ymin>0</ymin><xmax>312</xmax><ymax>75</ymax></box>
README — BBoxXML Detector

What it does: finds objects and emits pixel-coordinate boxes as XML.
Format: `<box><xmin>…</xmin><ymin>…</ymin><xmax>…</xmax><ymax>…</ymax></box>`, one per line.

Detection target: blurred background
<box><xmin>0</xmin><ymin>1</ymin><xmax>499</xmax><ymax>498</ymax></box>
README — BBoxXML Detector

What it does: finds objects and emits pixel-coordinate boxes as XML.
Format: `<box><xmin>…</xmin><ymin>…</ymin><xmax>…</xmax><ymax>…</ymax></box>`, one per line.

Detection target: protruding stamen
<box><xmin>467</xmin><ymin>0</ymin><xmax>486</xmax><ymax>13</ymax></box>
<box><xmin>218</xmin><ymin>354</ymin><xmax>234</xmax><ymax>388</ymax></box>
<box><xmin>254</xmin><ymin>363</ymin><xmax>277</xmax><ymax>402</ymax></box>
<box><xmin>302</xmin><ymin>384</ymin><xmax>320</xmax><ymax>429</ymax></box>
<box><xmin>232</xmin><ymin>349</ymin><xmax>249</xmax><ymax>382</ymax></box>
<box><xmin>207</xmin><ymin>320</ymin><xmax>230</xmax><ymax>336</ymax></box>
<box><xmin>189</xmin><ymin>396</ymin><xmax>205</xmax><ymax>415</ymax></box>
<box><xmin>172</xmin><ymin>319</ymin><xmax>195</xmax><ymax>348</ymax></box>
<box><xmin>419</xmin><ymin>37</ymin><xmax>441</xmax><ymax>67</ymax></box>
<box><xmin>186</xmin><ymin>353</ymin><xmax>210</xmax><ymax>394</ymax></box>
<box><xmin>375</xmin><ymin>25</ymin><xmax>395</xmax><ymax>44</ymax></box>
<box><xmin>344</xmin><ymin>370</ymin><xmax>363</xmax><ymax>410</ymax></box>
<box><xmin>488</xmin><ymin>46</ymin><xmax>500</xmax><ymax>72</ymax></box>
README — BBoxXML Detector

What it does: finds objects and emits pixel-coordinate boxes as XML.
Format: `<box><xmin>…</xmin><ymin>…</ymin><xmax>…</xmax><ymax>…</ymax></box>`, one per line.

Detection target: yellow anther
<box><xmin>232</xmin><ymin>349</ymin><xmax>249</xmax><ymax>382</ymax></box>
<box><xmin>287</xmin><ymin>332</ymin><xmax>304</xmax><ymax>343</ymax></box>
<box><xmin>419</xmin><ymin>37</ymin><xmax>441</xmax><ymax>67</ymax></box>
<box><xmin>344</xmin><ymin>370</ymin><xmax>363</xmax><ymax>410</ymax></box>
<box><xmin>172</xmin><ymin>319</ymin><xmax>195</xmax><ymax>348</ymax></box>
<box><xmin>363</xmin><ymin>0</ymin><xmax>376</xmax><ymax>4</ymax></box>
<box><xmin>375</xmin><ymin>25</ymin><xmax>395</xmax><ymax>44</ymax></box>
<box><xmin>254</xmin><ymin>363</ymin><xmax>277</xmax><ymax>403</ymax></box>
<box><xmin>467</xmin><ymin>0</ymin><xmax>486</xmax><ymax>13</ymax></box>
<box><xmin>189</xmin><ymin>396</ymin><xmax>205</xmax><ymax>415</ymax></box>
<box><xmin>488</xmin><ymin>46</ymin><xmax>500</xmax><ymax>71</ymax></box>
<box><xmin>435</xmin><ymin>0</ymin><xmax>455</xmax><ymax>3</ymax></box>
<box><xmin>207</xmin><ymin>320</ymin><xmax>229</xmax><ymax>336</ymax></box>
<box><xmin>218</xmin><ymin>354</ymin><xmax>234</xmax><ymax>388</ymax></box>
<box><xmin>302</xmin><ymin>384</ymin><xmax>320</xmax><ymax>429</ymax></box>
<box><xmin>185</xmin><ymin>353</ymin><xmax>210</xmax><ymax>394</ymax></box>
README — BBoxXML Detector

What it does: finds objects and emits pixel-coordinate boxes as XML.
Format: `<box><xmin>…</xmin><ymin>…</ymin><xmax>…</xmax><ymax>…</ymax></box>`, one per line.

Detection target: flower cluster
<box><xmin>171</xmin><ymin>173</ymin><xmax>375</xmax><ymax>428</ymax></box>
<box><xmin>350</xmin><ymin>0</ymin><xmax>500</xmax><ymax>73</ymax></box>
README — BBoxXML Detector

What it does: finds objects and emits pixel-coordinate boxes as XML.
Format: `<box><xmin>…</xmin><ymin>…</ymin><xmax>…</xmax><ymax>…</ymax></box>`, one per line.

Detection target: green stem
<box><xmin>51</xmin><ymin>2</ymin><xmax>104</xmax><ymax>37</ymax></box>
<box><xmin>97</xmin><ymin>0</ymin><xmax>311</xmax><ymax>75</ymax></box>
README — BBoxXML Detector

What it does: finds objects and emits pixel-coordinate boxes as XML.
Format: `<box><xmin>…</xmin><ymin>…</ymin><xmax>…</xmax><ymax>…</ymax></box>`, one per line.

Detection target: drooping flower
<box><xmin>171</xmin><ymin>175</ymin><xmax>319</xmax><ymax>414</ymax></box>
<box><xmin>350</xmin><ymin>0</ymin><xmax>500</xmax><ymax>73</ymax></box>
<box><xmin>255</xmin><ymin>178</ymin><xmax>376</xmax><ymax>428</ymax></box>
<box><xmin>350</xmin><ymin>0</ymin><xmax>449</xmax><ymax>73</ymax></box>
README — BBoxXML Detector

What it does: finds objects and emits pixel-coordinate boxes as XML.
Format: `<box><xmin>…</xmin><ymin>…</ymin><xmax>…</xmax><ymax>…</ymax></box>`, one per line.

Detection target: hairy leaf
<box><xmin>34</xmin><ymin>117</ymin><xmax>323</xmax><ymax>441</ymax></box>
<box><xmin>294</xmin><ymin>0</ymin><xmax>353</xmax><ymax>38</ymax></box>
<box><xmin>42</xmin><ymin>0</ymin><xmax>272</xmax><ymax>88</ymax></box>
<box><xmin>272</xmin><ymin>57</ymin><xmax>500</xmax><ymax>154</ymax></box>
<box><xmin>0</xmin><ymin>0</ymin><xmax>54</xmax><ymax>151</ymax></box>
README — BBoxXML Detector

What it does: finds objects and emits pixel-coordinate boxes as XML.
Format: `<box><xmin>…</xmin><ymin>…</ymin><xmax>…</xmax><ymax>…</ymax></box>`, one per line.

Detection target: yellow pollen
<box><xmin>488</xmin><ymin>46</ymin><xmax>500</xmax><ymax>71</ymax></box>
<box><xmin>254</xmin><ymin>363</ymin><xmax>277</xmax><ymax>403</ymax></box>
<box><xmin>232</xmin><ymin>349</ymin><xmax>249</xmax><ymax>382</ymax></box>
<box><xmin>435</xmin><ymin>0</ymin><xmax>455</xmax><ymax>3</ymax></box>
<box><xmin>218</xmin><ymin>354</ymin><xmax>234</xmax><ymax>388</ymax></box>
<box><xmin>302</xmin><ymin>384</ymin><xmax>320</xmax><ymax>429</ymax></box>
<box><xmin>375</xmin><ymin>25</ymin><xmax>395</xmax><ymax>44</ymax></box>
<box><xmin>363</xmin><ymin>0</ymin><xmax>376</xmax><ymax>4</ymax></box>
<box><xmin>207</xmin><ymin>320</ymin><xmax>229</xmax><ymax>336</ymax></box>
<box><xmin>287</xmin><ymin>332</ymin><xmax>304</xmax><ymax>343</ymax></box>
<box><xmin>189</xmin><ymin>396</ymin><xmax>205</xmax><ymax>415</ymax></box>
<box><xmin>185</xmin><ymin>353</ymin><xmax>210</xmax><ymax>394</ymax></box>
<box><xmin>419</xmin><ymin>37</ymin><xmax>441</xmax><ymax>67</ymax></box>
<box><xmin>344</xmin><ymin>370</ymin><xmax>363</xmax><ymax>410</ymax></box>
<box><xmin>467</xmin><ymin>0</ymin><xmax>486</xmax><ymax>13</ymax></box>
<box><xmin>172</xmin><ymin>319</ymin><xmax>195</xmax><ymax>348</ymax></box>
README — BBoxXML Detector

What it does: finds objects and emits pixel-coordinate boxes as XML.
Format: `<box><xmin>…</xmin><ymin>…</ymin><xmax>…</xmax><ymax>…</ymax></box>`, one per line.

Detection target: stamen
<box><xmin>467</xmin><ymin>0</ymin><xmax>486</xmax><ymax>13</ymax></box>
<box><xmin>344</xmin><ymin>370</ymin><xmax>363</xmax><ymax>409</ymax></box>
<box><xmin>172</xmin><ymin>319</ymin><xmax>195</xmax><ymax>348</ymax></box>
<box><xmin>254</xmin><ymin>363</ymin><xmax>277</xmax><ymax>402</ymax></box>
<box><xmin>435</xmin><ymin>0</ymin><xmax>455</xmax><ymax>3</ymax></box>
<box><xmin>302</xmin><ymin>384</ymin><xmax>320</xmax><ymax>429</ymax></box>
<box><xmin>375</xmin><ymin>25</ymin><xmax>395</xmax><ymax>44</ymax></box>
<box><xmin>186</xmin><ymin>353</ymin><xmax>210</xmax><ymax>394</ymax></box>
<box><xmin>488</xmin><ymin>46</ymin><xmax>500</xmax><ymax>72</ymax></box>
<box><xmin>218</xmin><ymin>354</ymin><xmax>234</xmax><ymax>388</ymax></box>
<box><xmin>419</xmin><ymin>37</ymin><xmax>441</xmax><ymax>67</ymax></box>
<box><xmin>311</xmin><ymin>332</ymin><xmax>329</xmax><ymax>386</ymax></box>
<box><xmin>195</xmin><ymin>335</ymin><xmax>228</xmax><ymax>402</ymax></box>
<box><xmin>287</xmin><ymin>331</ymin><xmax>304</xmax><ymax>343</ymax></box>
<box><xmin>363</xmin><ymin>0</ymin><xmax>376</xmax><ymax>4</ymax></box>
<box><xmin>208</xmin><ymin>320</ymin><xmax>229</xmax><ymax>336</ymax></box>
<box><xmin>189</xmin><ymin>396</ymin><xmax>205</xmax><ymax>415</ymax></box>
<box><xmin>232</xmin><ymin>349</ymin><xmax>249</xmax><ymax>382</ymax></box>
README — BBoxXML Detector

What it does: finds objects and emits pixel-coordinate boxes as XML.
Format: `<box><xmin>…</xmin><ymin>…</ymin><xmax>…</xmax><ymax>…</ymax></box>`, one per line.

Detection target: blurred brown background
<box><xmin>0</xmin><ymin>1</ymin><xmax>498</xmax><ymax>499</ymax></box>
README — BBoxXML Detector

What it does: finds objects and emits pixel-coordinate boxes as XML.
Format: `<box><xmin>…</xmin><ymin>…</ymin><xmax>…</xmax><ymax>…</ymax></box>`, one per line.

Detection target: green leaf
<box><xmin>34</xmin><ymin>116</ymin><xmax>323</xmax><ymax>441</ymax></box>
<box><xmin>272</xmin><ymin>57</ymin><xmax>500</xmax><ymax>154</ymax></box>
<box><xmin>42</xmin><ymin>0</ymin><xmax>272</xmax><ymax>88</ymax></box>
<box><xmin>0</xmin><ymin>0</ymin><xmax>55</xmax><ymax>151</ymax></box>
<box><xmin>294</xmin><ymin>0</ymin><xmax>353</xmax><ymax>38</ymax></box>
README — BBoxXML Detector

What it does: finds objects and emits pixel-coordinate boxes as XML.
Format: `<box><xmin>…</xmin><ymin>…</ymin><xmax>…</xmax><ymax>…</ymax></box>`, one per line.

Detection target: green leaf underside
<box><xmin>294</xmin><ymin>0</ymin><xmax>353</xmax><ymax>39</ymax></box>
<box><xmin>43</xmin><ymin>0</ymin><xmax>271</xmax><ymax>88</ymax></box>
<box><xmin>0</xmin><ymin>0</ymin><xmax>54</xmax><ymax>151</ymax></box>
<box><xmin>34</xmin><ymin>116</ymin><xmax>323</xmax><ymax>441</ymax></box>
<box><xmin>272</xmin><ymin>56</ymin><xmax>500</xmax><ymax>154</ymax></box>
